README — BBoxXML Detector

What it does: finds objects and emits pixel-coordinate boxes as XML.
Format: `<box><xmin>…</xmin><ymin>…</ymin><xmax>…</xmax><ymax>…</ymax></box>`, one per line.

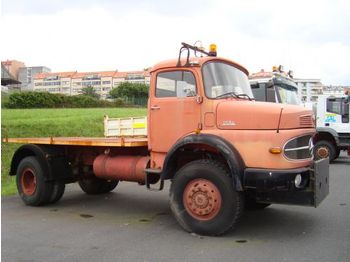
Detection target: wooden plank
<box><xmin>3</xmin><ymin>137</ymin><xmax>148</xmax><ymax>147</ymax></box>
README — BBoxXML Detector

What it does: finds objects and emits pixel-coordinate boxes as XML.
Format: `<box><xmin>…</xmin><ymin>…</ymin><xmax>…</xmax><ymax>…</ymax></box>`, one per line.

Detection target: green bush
<box><xmin>109</xmin><ymin>83</ymin><xmax>149</xmax><ymax>107</ymax></box>
<box><xmin>1</xmin><ymin>92</ymin><xmax>10</xmax><ymax>108</ymax></box>
<box><xmin>110</xmin><ymin>82</ymin><xmax>149</xmax><ymax>98</ymax></box>
<box><xmin>3</xmin><ymin>92</ymin><xmax>126</xmax><ymax>109</ymax></box>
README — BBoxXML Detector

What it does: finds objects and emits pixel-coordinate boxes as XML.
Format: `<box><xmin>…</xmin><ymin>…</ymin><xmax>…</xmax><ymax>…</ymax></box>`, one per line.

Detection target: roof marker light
<box><xmin>209</xmin><ymin>44</ymin><xmax>217</xmax><ymax>57</ymax></box>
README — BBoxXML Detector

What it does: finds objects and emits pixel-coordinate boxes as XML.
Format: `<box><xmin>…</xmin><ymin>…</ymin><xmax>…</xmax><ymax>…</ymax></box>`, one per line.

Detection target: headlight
<box><xmin>294</xmin><ymin>174</ymin><xmax>302</xmax><ymax>188</ymax></box>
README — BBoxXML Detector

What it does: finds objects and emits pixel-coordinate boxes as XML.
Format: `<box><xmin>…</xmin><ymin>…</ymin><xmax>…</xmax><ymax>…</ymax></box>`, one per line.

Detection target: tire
<box><xmin>48</xmin><ymin>181</ymin><xmax>65</xmax><ymax>204</ymax></box>
<box><xmin>314</xmin><ymin>140</ymin><xmax>336</xmax><ymax>161</ymax></box>
<box><xmin>16</xmin><ymin>156</ymin><xmax>54</xmax><ymax>206</ymax></box>
<box><xmin>169</xmin><ymin>159</ymin><xmax>244</xmax><ymax>236</ymax></box>
<box><xmin>335</xmin><ymin>149</ymin><xmax>341</xmax><ymax>160</ymax></box>
<box><xmin>244</xmin><ymin>195</ymin><xmax>271</xmax><ymax>210</ymax></box>
<box><xmin>78</xmin><ymin>177</ymin><xmax>118</xmax><ymax>195</ymax></box>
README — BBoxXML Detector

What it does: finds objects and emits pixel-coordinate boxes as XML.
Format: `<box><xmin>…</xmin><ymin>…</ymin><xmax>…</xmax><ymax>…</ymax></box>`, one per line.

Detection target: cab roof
<box><xmin>151</xmin><ymin>56</ymin><xmax>249</xmax><ymax>76</ymax></box>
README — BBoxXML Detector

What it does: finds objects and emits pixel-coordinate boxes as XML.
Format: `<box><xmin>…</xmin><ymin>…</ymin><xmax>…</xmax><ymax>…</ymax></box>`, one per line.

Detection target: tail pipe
<box><xmin>93</xmin><ymin>155</ymin><xmax>150</xmax><ymax>183</ymax></box>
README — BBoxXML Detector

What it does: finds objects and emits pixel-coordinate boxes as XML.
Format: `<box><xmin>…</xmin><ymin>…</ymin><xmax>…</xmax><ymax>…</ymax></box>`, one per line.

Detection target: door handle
<box><xmin>151</xmin><ymin>105</ymin><xmax>160</xmax><ymax>110</ymax></box>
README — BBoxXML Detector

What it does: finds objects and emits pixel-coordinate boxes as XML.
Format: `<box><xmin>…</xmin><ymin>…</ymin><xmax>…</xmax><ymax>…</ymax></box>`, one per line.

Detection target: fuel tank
<box><xmin>93</xmin><ymin>155</ymin><xmax>149</xmax><ymax>183</ymax></box>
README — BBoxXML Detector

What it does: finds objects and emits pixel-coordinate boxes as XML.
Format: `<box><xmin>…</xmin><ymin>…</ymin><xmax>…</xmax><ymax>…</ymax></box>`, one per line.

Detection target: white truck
<box><xmin>314</xmin><ymin>95</ymin><xmax>350</xmax><ymax>161</ymax></box>
<box><xmin>249</xmin><ymin>68</ymin><xmax>350</xmax><ymax>161</ymax></box>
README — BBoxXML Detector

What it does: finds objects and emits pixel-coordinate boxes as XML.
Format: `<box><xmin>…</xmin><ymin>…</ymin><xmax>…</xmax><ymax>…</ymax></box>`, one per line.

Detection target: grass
<box><xmin>1</xmin><ymin>107</ymin><xmax>147</xmax><ymax>196</ymax></box>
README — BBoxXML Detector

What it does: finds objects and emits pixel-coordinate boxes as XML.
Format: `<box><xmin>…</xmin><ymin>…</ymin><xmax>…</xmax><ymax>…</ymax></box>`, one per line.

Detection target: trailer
<box><xmin>4</xmin><ymin>43</ymin><xmax>329</xmax><ymax>236</ymax></box>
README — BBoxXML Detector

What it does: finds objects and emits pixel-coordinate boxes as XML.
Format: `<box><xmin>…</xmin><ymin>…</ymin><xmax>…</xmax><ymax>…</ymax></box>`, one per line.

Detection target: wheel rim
<box><xmin>183</xmin><ymin>178</ymin><xmax>222</xmax><ymax>221</ymax></box>
<box><xmin>316</xmin><ymin>146</ymin><xmax>329</xmax><ymax>159</ymax></box>
<box><xmin>21</xmin><ymin>168</ymin><xmax>37</xmax><ymax>196</ymax></box>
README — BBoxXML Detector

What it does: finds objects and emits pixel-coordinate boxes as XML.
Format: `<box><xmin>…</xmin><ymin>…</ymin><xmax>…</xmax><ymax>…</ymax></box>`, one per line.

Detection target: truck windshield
<box><xmin>275</xmin><ymin>84</ymin><xmax>300</xmax><ymax>105</ymax></box>
<box><xmin>203</xmin><ymin>62</ymin><xmax>253</xmax><ymax>99</ymax></box>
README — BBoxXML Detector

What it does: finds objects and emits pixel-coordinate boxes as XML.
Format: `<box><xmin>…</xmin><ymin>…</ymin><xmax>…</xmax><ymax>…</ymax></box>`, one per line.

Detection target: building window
<box><xmin>92</xmin><ymin>81</ymin><xmax>101</xmax><ymax>85</ymax></box>
<box><xmin>83</xmin><ymin>75</ymin><xmax>100</xmax><ymax>80</ymax></box>
<box><xmin>102</xmin><ymin>81</ymin><xmax>111</xmax><ymax>85</ymax></box>
<box><xmin>43</xmin><ymin>81</ymin><xmax>61</xmax><ymax>86</ymax></box>
<box><xmin>48</xmin><ymin>88</ymin><xmax>60</xmax><ymax>92</ymax></box>
<box><xmin>45</xmin><ymin>76</ymin><xmax>59</xmax><ymax>81</ymax></box>
<box><xmin>126</xmin><ymin>74</ymin><xmax>145</xmax><ymax>80</ymax></box>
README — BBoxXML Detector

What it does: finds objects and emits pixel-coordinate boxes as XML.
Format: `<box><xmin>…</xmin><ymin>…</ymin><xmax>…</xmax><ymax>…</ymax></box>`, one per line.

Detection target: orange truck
<box><xmin>4</xmin><ymin>43</ymin><xmax>329</xmax><ymax>236</ymax></box>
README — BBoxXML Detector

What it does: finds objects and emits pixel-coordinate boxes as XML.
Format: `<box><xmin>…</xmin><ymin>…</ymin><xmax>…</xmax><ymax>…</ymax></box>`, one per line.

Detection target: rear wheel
<box><xmin>169</xmin><ymin>159</ymin><xmax>243</xmax><ymax>236</ymax></box>
<box><xmin>78</xmin><ymin>177</ymin><xmax>118</xmax><ymax>194</ymax></box>
<box><xmin>314</xmin><ymin>140</ymin><xmax>336</xmax><ymax>161</ymax></box>
<box><xmin>49</xmin><ymin>181</ymin><xmax>65</xmax><ymax>204</ymax></box>
<box><xmin>16</xmin><ymin>156</ymin><xmax>54</xmax><ymax>206</ymax></box>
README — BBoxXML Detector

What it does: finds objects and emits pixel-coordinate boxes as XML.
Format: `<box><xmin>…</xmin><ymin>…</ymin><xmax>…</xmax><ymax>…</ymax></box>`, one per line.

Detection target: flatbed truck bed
<box><xmin>3</xmin><ymin>136</ymin><xmax>148</xmax><ymax>147</ymax></box>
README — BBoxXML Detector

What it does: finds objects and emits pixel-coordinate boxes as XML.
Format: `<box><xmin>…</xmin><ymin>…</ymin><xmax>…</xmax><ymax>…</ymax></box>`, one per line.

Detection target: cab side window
<box><xmin>156</xmin><ymin>71</ymin><xmax>196</xmax><ymax>98</ymax></box>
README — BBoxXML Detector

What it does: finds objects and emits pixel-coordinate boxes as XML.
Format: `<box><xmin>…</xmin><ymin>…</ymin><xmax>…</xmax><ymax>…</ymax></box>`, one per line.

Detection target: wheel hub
<box><xmin>183</xmin><ymin>178</ymin><xmax>222</xmax><ymax>220</ymax></box>
<box><xmin>317</xmin><ymin>146</ymin><xmax>329</xmax><ymax>158</ymax></box>
<box><xmin>21</xmin><ymin>168</ymin><xmax>37</xmax><ymax>196</ymax></box>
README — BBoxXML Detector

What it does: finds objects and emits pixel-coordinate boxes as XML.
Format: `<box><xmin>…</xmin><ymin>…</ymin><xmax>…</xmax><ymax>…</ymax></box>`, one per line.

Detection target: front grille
<box><xmin>284</xmin><ymin>135</ymin><xmax>313</xmax><ymax>160</ymax></box>
<box><xmin>299</xmin><ymin>115</ymin><xmax>314</xmax><ymax>127</ymax></box>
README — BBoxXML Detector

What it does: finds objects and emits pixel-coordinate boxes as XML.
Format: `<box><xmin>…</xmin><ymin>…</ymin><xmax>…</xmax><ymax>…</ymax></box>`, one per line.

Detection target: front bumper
<box><xmin>243</xmin><ymin>158</ymin><xmax>329</xmax><ymax>207</ymax></box>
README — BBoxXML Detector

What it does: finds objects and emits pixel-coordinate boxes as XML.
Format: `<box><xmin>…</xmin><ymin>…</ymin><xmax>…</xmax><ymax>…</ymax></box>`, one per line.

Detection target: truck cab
<box><xmin>249</xmin><ymin>67</ymin><xmax>300</xmax><ymax>105</ymax></box>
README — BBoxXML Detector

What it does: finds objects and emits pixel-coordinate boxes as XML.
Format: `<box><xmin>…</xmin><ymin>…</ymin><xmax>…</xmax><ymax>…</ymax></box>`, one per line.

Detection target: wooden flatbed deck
<box><xmin>3</xmin><ymin>137</ymin><xmax>148</xmax><ymax>147</ymax></box>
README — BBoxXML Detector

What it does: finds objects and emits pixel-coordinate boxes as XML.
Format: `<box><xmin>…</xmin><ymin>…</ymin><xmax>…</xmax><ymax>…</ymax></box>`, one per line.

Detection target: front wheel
<box><xmin>169</xmin><ymin>159</ymin><xmax>243</xmax><ymax>236</ymax></box>
<box><xmin>314</xmin><ymin>140</ymin><xmax>336</xmax><ymax>161</ymax></box>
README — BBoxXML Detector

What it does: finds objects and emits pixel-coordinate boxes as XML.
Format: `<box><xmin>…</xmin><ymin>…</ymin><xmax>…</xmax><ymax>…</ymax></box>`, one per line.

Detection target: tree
<box><xmin>109</xmin><ymin>82</ymin><xmax>149</xmax><ymax>99</ymax></box>
<box><xmin>81</xmin><ymin>86</ymin><xmax>100</xmax><ymax>99</ymax></box>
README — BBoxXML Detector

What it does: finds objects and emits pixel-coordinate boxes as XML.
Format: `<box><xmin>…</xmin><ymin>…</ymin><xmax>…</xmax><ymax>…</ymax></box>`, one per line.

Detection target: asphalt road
<box><xmin>2</xmin><ymin>154</ymin><xmax>350</xmax><ymax>262</ymax></box>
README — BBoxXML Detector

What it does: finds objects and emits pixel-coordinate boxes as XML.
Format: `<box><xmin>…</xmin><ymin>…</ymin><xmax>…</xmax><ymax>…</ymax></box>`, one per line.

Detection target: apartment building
<box><xmin>1</xmin><ymin>60</ymin><xmax>52</xmax><ymax>91</ymax></box>
<box><xmin>34</xmin><ymin>70</ymin><xmax>150</xmax><ymax>99</ymax></box>
<box><xmin>18</xmin><ymin>66</ymin><xmax>51</xmax><ymax>90</ymax></box>
<box><xmin>1</xmin><ymin>60</ymin><xmax>25</xmax><ymax>90</ymax></box>
<box><xmin>322</xmin><ymin>85</ymin><xmax>348</xmax><ymax>96</ymax></box>
<box><xmin>294</xmin><ymin>78</ymin><xmax>324</xmax><ymax>102</ymax></box>
<box><xmin>1</xmin><ymin>60</ymin><xmax>25</xmax><ymax>80</ymax></box>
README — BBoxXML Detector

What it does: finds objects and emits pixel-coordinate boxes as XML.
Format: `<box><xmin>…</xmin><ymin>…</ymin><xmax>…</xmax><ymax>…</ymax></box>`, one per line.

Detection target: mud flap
<box><xmin>312</xmin><ymin>157</ymin><xmax>329</xmax><ymax>207</ymax></box>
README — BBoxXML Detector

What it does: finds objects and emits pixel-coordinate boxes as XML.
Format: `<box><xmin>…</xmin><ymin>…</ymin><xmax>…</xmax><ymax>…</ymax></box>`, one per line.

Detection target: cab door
<box><xmin>149</xmin><ymin>70</ymin><xmax>201</xmax><ymax>153</ymax></box>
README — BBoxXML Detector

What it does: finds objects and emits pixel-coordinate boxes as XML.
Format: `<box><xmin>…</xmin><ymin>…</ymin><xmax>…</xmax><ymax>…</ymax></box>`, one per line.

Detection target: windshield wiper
<box><xmin>216</xmin><ymin>92</ymin><xmax>253</xmax><ymax>101</ymax></box>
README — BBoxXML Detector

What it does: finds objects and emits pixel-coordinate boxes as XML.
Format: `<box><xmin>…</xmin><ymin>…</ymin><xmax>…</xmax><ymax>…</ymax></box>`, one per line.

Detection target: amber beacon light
<box><xmin>209</xmin><ymin>44</ymin><xmax>217</xmax><ymax>56</ymax></box>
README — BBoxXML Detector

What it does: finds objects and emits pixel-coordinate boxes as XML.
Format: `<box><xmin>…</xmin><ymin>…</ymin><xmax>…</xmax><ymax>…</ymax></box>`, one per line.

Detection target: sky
<box><xmin>1</xmin><ymin>0</ymin><xmax>350</xmax><ymax>85</ymax></box>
